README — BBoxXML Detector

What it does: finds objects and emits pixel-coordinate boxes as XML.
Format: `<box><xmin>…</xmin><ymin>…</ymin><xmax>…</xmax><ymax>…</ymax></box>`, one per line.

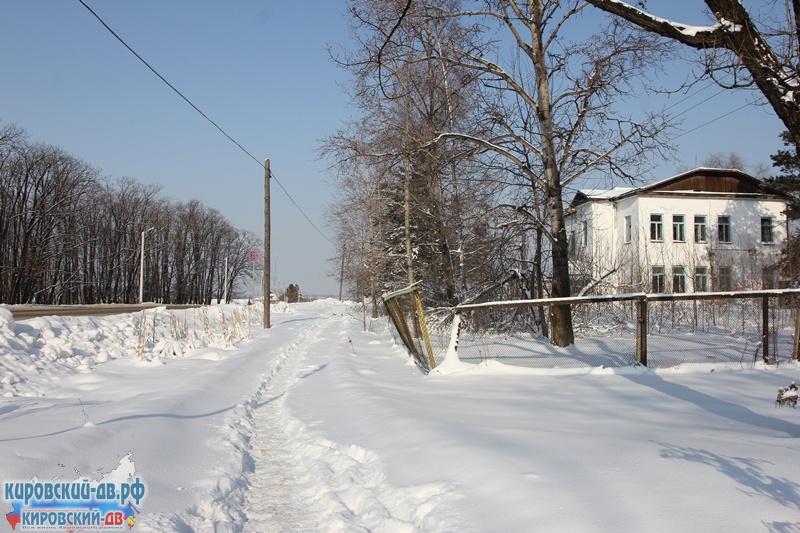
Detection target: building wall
<box><xmin>567</xmin><ymin>193</ymin><xmax>787</xmax><ymax>293</ymax></box>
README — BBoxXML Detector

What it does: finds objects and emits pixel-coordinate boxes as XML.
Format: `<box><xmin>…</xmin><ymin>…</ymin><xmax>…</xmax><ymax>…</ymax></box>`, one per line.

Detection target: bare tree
<box><xmin>394</xmin><ymin>0</ymin><xmax>675</xmax><ymax>346</ymax></box>
<box><xmin>671</xmin><ymin>150</ymin><xmax>769</xmax><ymax>177</ymax></box>
<box><xmin>703</xmin><ymin>151</ymin><xmax>748</xmax><ymax>171</ymax></box>
<box><xmin>325</xmin><ymin>161</ymin><xmax>390</xmax><ymax>316</ymax></box>
<box><xmin>0</xmin><ymin>122</ymin><xmax>258</xmax><ymax>305</ymax></box>
<box><xmin>0</xmin><ymin>138</ymin><xmax>97</xmax><ymax>303</ymax></box>
<box><xmin>326</xmin><ymin>0</ymin><xmax>491</xmax><ymax>306</ymax></box>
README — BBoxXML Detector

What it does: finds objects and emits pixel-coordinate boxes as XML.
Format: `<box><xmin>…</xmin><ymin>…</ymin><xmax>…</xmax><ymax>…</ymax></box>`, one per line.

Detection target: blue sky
<box><xmin>0</xmin><ymin>1</ymin><xmax>786</xmax><ymax>297</ymax></box>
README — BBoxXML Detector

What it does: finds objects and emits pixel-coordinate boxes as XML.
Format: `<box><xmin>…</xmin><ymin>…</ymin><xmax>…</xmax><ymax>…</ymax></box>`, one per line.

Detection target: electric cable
<box><xmin>270</xmin><ymin>169</ymin><xmax>335</xmax><ymax>245</ymax></box>
<box><xmin>674</xmin><ymin>103</ymin><xmax>754</xmax><ymax>140</ymax></box>
<box><xmin>77</xmin><ymin>0</ymin><xmax>334</xmax><ymax>245</ymax></box>
<box><xmin>671</xmin><ymin>88</ymin><xmax>727</xmax><ymax>119</ymax></box>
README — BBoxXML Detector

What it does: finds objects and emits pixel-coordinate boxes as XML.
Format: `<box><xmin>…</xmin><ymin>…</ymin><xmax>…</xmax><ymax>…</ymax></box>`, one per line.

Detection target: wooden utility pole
<box><xmin>338</xmin><ymin>243</ymin><xmax>346</xmax><ymax>301</ymax></box>
<box><xmin>222</xmin><ymin>256</ymin><xmax>228</xmax><ymax>303</ymax></box>
<box><xmin>263</xmin><ymin>159</ymin><xmax>271</xmax><ymax>328</ymax></box>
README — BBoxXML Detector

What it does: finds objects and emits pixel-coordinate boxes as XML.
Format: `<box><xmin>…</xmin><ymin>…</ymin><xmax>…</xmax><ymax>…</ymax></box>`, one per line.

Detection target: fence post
<box><xmin>762</xmin><ymin>295</ymin><xmax>770</xmax><ymax>364</ymax></box>
<box><xmin>793</xmin><ymin>299</ymin><xmax>800</xmax><ymax>361</ymax></box>
<box><xmin>636</xmin><ymin>297</ymin><xmax>647</xmax><ymax>367</ymax></box>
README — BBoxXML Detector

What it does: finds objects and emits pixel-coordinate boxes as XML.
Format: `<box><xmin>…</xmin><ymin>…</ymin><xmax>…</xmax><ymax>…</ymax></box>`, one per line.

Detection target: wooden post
<box><xmin>636</xmin><ymin>297</ymin><xmax>647</xmax><ymax>366</ymax></box>
<box><xmin>338</xmin><ymin>243</ymin><xmax>346</xmax><ymax>301</ymax></box>
<box><xmin>222</xmin><ymin>256</ymin><xmax>228</xmax><ymax>304</ymax></box>
<box><xmin>793</xmin><ymin>298</ymin><xmax>800</xmax><ymax>361</ymax></box>
<box><xmin>762</xmin><ymin>295</ymin><xmax>769</xmax><ymax>363</ymax></box>
<box><xmin>139</xmin><ymin>230</ymin><xmax>145</xmax><ymax>304</ymax></box>
<box><xmin>263</xmin><ymin>159</ymin><xmax>271</xmax><ymax>329</ymax></box>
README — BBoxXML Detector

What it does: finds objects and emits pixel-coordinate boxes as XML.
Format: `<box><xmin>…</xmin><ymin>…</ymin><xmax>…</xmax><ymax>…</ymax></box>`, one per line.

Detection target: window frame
<box><xmin>694</xmin><ymin>266</ymin><xmax>708</xmax><ymax>292</ymax></box>
<box><xmin>672</xmin><ymin>214</ymin><xmax>686</xmax><ymax>242</ymax></box>
<box><xmin>694</xmin><ymin>215</ymin><xmax>707</xmax><ymax>243</ymax></box>
<box><xmin>651</xmin><ymin>266</ymin><xmax>666</xmax><ymax>293</ymax></box>
<box><xmin>624</xmin><ymin>215</ymin><xmax>632</xmax><ymax>244</ymax></box>
<box><xmin>672</xmin><ymin>266</ymin><xmax>686</xmax><ymax>293</ymax></box>
<box><xmin>761</xmin><ymin>217</ymin><xmax>774</xmax><ymax>244</ymax></box>
<box><xmin>716</xmin><ymin>265</ymin><xmax>732</xmax><ymax>291</ymax></box>
<box><xmin>762</xmin><ymin>266</ymin><xmax>777</xmax><ymax>289</ymax></box>
<box><xmin>650</xmin><ymin>213</ymin><xmax>663</xmax><ymax>242</ymax></box>
<box><xmin>717</xmin><ymin>215</ymin><xmax>731</xmax><ymax>243</ymax></box>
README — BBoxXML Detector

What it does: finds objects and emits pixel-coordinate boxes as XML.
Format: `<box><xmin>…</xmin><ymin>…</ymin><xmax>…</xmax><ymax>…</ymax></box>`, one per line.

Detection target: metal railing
<box><xmin>443</xmin><ymin>289</ymin><xmax>800</xmax><ymax>369</ymax></box>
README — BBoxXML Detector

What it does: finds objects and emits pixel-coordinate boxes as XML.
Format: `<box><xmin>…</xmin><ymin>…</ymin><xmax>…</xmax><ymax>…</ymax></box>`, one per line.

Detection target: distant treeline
<box><xmin>0</xmin><ymin>123</ymin><xmax>260</xmax><ymax>305</ymax></box>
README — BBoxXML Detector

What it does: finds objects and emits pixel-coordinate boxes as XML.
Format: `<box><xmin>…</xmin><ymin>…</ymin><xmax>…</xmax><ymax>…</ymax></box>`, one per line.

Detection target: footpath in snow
<box><xmin>1</xmin><ymin>299</ymin><xmax>800</xmax><ymax>532</ymax></box>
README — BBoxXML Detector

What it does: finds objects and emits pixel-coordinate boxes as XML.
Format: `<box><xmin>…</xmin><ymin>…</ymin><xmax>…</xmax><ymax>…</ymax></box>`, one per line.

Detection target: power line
<box><xmin>77</xmin><ymin>0</ymin><xmax>760</xmax><ymax>240</ymax></box>
<box><xmin>662</xmin><ymin>82</ymin><xmax>717</xmax><ymax>113</ymax></box>
<box><xmin>77</xmin><ymin>0</ymin><xmax>334</xmax><ymax>245</ymax></box>
<box><xmin>671</xmin><ymin>88</ymin><xmax>727</xmax><ymax>120</ymax></box>
<box><xmin>674</xmin><ymin>103</ymin><xmax>754</xmax><ymax>140</ymax></box>
<box><xmin>660</xmin><ymin>71</ymin><xmax>763</xmax><ymax>139</ymax></box>
<box><xmin>270</xmin><ymin>169</ymin><xmax>334</xmax><ymax>245</ymax></box>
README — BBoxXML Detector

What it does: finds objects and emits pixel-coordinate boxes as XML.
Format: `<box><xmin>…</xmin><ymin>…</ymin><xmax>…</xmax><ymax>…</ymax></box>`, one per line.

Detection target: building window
<box><xmin>762</xmin><ymin>266</ymin><xmax>777</xmax><ymax>289</ymax></box>
<box><xmin>624</xmin><ymin>215</ymin><xmax>632</xmax><ymax>244</ymax></box>
<box><xmin>651</xmin><ymin>266</ymin><xmax>666</xmax><ymax>293</ymax></box>
<box><xmin>761</xmin><ymin>217</ymin><xmax>774</xmax><ymax>243</ymax></box>
<box><xmin>694</xmin><ymin>267</ymin><xmax>708</xmax><ymax>292</ymax></box>
<box><xmin>716</xmin><ymin>266</ymin><xmax>732</xmax><ymax>291</ymax></box>
<box><xmin>672</xmin><ymin>266</ymin><xmax>686</xmax><ymax>293</ymax></box>
<box><xmin>650</xmin><ymin>214</ymin><xmax>663</xmax><ymax>241</ymax></box>
<box><xmin>672</xmin><ymin>215</ymin><xmax>685</xmax><ymax>242</ymax></box>
<box><xmin>694</xmin><ymin>215</ymin><xmax>707</xmax><ymax>242</ymax></box>
<box><xmin>581</xmin><ymin>220</ymin><xmax>588</xmax><ymax>246</ymax></box>
<box><xmin>718</xmin><ymin>215</ymin><xmax>731</xmax><ymax>243</ymax></box>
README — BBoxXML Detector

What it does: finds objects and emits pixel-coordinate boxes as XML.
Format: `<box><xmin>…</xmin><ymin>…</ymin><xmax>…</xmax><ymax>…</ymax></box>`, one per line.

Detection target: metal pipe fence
<box><xmin>421</xmin><ymin>289</ymin><xmax>800</xmax><ymax>370</ymax></box>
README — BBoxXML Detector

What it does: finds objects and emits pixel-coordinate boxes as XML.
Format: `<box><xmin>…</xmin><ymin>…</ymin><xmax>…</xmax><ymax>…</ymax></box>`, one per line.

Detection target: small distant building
<box><xmin>284</xmin><ymin>283</ymin><xmax>301</xmax><ymax>303</ymax></box>
<box><xmin>564</xmin><ymin>168</ymin><xmax>790</xmax><ymax>294</ymax></box>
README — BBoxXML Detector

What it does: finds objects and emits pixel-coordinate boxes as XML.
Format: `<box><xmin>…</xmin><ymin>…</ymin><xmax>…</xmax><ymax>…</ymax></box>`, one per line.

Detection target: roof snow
<box><xmin>578</xmin><ymin>187</ymin><xmax>636</xmax><ymax>199</ymax></box>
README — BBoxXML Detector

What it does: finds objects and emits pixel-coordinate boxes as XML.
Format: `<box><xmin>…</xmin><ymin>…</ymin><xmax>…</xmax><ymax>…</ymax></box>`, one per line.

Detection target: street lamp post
<box><xmin>139</xmin><ymin>227</ymin><xmax>155</xmax><ymax>304</ymax></box>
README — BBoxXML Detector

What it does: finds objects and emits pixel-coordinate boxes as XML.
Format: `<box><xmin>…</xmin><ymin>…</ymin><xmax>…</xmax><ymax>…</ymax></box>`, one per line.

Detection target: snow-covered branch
<box><xmin>583</xmin><ymin>0</ymin><xmax>736</xmax><ymax>47</ymax></box>
<box><xmin>586</xmin><ymin>0</ymin><xmax>800</xmax><ymax>148</ymax></box>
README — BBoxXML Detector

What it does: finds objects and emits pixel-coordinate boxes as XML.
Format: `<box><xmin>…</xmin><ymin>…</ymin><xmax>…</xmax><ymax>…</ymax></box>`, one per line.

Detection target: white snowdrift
<box><xmin>0</xmin><ymin>299</ymin><xmax>798</xmax><ymax>532</ymax></box>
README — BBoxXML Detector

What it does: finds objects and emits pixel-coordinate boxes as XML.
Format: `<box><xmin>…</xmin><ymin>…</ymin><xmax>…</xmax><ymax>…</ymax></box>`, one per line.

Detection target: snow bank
<box><xmin>1</xmin><ymin>299</ymin><xmax>799</xmax><ymax>532</ymax></box>
<box><xmin>0</xmin><ymin>303</ymin><xmax>270</xmax><ymax>398</ymax></box>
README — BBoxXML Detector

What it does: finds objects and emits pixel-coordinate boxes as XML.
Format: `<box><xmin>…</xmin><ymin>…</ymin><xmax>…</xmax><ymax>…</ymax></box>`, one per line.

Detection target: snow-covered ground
<box><xmin>1</xmin><ymin>299</ymin><xmax>799</xmax><ymax>532</ymax></box>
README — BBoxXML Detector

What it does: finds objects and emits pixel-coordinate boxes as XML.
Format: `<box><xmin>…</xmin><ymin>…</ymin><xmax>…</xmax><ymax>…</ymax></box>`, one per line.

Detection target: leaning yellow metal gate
<box><xmin>382</xmin><ymin>283</ymin><xmax>436</xmax><ymax>373</ymax></box>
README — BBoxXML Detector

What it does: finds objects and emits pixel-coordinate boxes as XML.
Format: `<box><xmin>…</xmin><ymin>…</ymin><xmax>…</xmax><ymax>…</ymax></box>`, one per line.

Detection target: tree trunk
<box><xmin>548</xmin><ymin>183</ymin><xmax>574</xmax><ymax>346</ymax></box>
<box><xmin>404</xmin><ymin>155</ymin><xmax>415</xmax><ymax>285</ymax></box>
<box><xmin>531</xmin><ymin>1</ymin><xmax>574</xmax><ymax>347</ymax></box>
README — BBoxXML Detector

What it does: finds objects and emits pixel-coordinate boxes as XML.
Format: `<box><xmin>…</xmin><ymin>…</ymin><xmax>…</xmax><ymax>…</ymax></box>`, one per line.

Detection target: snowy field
<box><xmin>1</xmin><ymin>299</ymin><xmax>799</xmax><ymax>532</ymax></box>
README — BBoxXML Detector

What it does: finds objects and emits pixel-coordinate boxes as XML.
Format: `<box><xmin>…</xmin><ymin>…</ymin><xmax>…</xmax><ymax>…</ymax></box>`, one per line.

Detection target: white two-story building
<box><xmin>565</xmin><ymin>168</ymin><xmax>790</xmax><ymax>294</ymax></box>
